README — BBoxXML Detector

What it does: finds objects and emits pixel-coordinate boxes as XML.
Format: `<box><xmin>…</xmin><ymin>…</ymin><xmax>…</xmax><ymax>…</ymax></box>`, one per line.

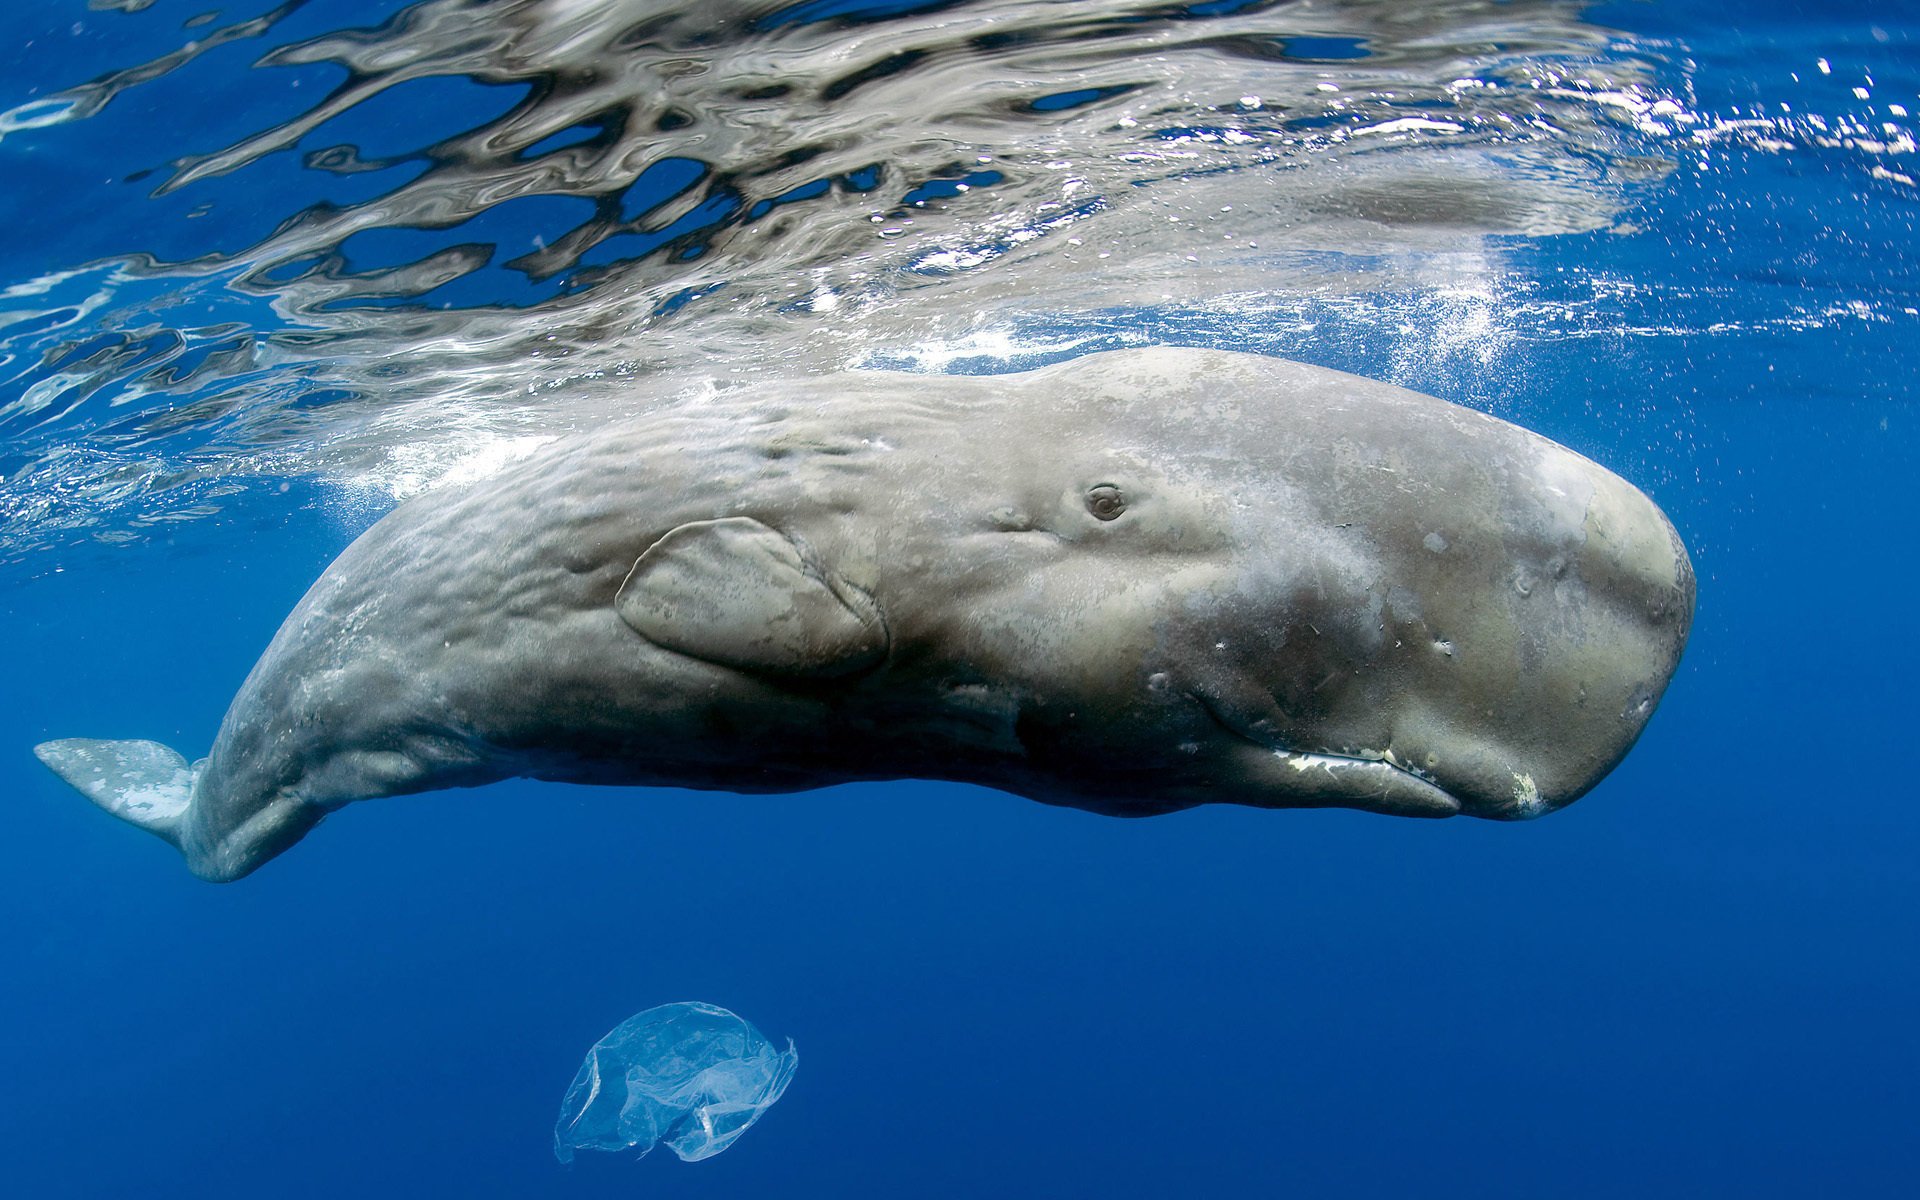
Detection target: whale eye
<box><xmin>1086</xmin><ymin>484</ymin><xmax>1127</xmax><ymax>521</ymax></box>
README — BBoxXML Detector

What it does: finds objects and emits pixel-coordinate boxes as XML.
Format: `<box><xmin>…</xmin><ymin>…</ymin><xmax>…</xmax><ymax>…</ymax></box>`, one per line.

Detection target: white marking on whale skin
<box><xmin>1279</xmin><ymin>747</ymin><xmax>1391</xmax><ymax>776</ymax></box>
<box><xmin>1267</xmin><ymin>746</ymin><xmax>1458</xmax><ymax>814</ymax></box>
<box><xmin>118</xmin><ymin>772</ymin><xmax>193</xmax><ymax>819</ymax></box>
<box><xmin>1510</xmin><ymin>772</ymin><xmax>1546</xmax><ymax>818</ymax></box>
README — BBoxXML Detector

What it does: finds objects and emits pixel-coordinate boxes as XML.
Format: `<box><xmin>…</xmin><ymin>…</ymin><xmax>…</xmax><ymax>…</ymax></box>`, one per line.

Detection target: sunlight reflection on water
<box><xmin>0</xmin><ymin>0</ymin><xmax>1908</xmax><ymax>559</ymax></box>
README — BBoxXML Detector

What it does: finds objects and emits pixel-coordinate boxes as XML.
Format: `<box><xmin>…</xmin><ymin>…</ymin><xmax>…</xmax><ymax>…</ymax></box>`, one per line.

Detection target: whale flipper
<box><xmin>616</xmin><ymin>518</ymin><xmax>887</xmax><ymax>678</ymax></box>
<box><xmin>34</xmin><ymin>738</ymin><xmax>196</xmax><ymax>849</ymax></box>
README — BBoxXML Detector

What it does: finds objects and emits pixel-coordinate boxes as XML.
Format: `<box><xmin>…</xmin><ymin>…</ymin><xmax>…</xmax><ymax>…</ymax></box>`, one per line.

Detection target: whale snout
<box><xmin>1387</xmin><ymin>458</ymin><xmax>1697</xmax><ymax>821</ymax></box>
<box><xmin>1168</xmin><ymin>416</ymin><xmax>1694</xmax><ymax>826</ymax></box>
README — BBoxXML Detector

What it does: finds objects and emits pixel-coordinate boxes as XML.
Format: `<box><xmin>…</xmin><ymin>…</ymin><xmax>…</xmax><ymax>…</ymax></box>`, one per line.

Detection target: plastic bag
<box><xmin>554</xmin><ymin>1001</ymin><xmax>797</xmax><ymax>1164</ymax></box>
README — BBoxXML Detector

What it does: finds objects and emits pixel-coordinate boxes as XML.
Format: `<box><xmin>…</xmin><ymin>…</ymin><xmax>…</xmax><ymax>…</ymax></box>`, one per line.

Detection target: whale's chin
<box><xmin>1251</xmin><ymin>747</ymin><xmax>1464</xmax><ymax>818</ymax></box>
<box><xmin>1187</xmin><ymin>693</ymin><xmax>1464</xmax><ymax>819</ymax></box>
<box><xmin>1206</xmin><ymin>730</ymin><xmax>1466</xmax><ymax>819</ymax></box>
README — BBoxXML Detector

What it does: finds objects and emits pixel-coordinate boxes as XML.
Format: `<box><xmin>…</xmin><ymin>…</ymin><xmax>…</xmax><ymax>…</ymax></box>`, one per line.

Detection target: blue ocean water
<box><xmin>2</xmin><ymin>1</ymin><xmax>1915</xmax><ymax>1196</ymax></box>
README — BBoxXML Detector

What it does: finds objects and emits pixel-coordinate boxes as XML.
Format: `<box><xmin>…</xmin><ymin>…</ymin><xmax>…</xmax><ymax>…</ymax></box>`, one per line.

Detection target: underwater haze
<box><xmin>2</xmin><ymin>0</ymin><xmax>1915</xmax><ymax>1196</ymax></box>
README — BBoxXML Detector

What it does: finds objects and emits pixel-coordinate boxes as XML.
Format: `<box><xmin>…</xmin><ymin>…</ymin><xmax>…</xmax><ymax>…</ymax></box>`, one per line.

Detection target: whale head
<box><xmin>869</xmin><ymin>348</ymin><xmax>1695</xmax><ymax>821</ymax></box>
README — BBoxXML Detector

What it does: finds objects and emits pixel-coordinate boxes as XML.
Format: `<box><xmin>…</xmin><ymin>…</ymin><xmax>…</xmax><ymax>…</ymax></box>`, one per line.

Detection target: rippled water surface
<box><xmin>3</xmin><ymin>3</ymin><xmax>1917</xmax><ymax>1198</ymax></box>
<box><xmin>7</xmin><ymin>0</ymin><xmax>1905</xmax><ymax>554</ymax></box>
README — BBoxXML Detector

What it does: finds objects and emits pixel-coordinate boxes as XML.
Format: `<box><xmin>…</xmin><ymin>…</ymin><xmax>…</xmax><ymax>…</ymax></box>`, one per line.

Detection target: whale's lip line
<box><xmin>1263</xmin><ymin>747</ymin><xmax>1464</xmax><ymax>814</ymax></box>
<box><xmin>1186</xmin><ymin>689</ymin><xmax>1466</xmax><ymax>814</ymax></box>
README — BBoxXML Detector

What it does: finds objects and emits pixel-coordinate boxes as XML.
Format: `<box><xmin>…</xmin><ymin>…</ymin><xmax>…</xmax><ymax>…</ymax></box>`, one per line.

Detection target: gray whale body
<box><xmin>36</xmin><ymin>348</ymin><xmax>1694</xmax><ymax>881</ymax></box>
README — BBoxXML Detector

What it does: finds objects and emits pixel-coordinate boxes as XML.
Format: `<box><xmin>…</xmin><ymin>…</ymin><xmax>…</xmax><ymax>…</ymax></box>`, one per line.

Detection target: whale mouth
<box><xmin>1253</xmin><ymin>745</ymin><xmax>1464</xmax><ymax>817</ymax></box>
<box><xmin>1190</xmin><ymin>691</ymin><xmax>1464</xmax><ymax>818</ymax></box>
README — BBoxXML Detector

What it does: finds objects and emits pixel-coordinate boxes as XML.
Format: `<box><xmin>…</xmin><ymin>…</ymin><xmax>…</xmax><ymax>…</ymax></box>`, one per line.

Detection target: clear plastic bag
<box><xmin>554</xmin><ymin>1001</ymin><xmax>797</xmax><ymax>1164</ymax></box>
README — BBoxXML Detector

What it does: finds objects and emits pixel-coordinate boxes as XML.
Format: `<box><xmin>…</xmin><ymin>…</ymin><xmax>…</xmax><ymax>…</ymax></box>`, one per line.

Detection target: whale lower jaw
<box><xmin>1256</xmin><ymin>746</ymin><xmax>1464</xmax><ymax>818</ymax></box>
<box><xmin>1189</xmin><ymin>694</ymin><xmax>1463</xmax><ymax>818</ymax></box>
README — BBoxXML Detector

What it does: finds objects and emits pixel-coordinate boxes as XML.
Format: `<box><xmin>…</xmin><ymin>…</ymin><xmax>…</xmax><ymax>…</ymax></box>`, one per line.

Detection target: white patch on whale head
<box><xmin>1510</xmin><ymin>772</ymin><xmax>1545</xmax><ymax>818</ymax></box>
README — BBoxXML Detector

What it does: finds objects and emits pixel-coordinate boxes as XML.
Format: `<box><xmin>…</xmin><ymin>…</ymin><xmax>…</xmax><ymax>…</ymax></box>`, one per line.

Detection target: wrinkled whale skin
<box><xmin>36</xmin><ymin>348</ymin><xmax>1694</xmax><ymax>881</ymax></box>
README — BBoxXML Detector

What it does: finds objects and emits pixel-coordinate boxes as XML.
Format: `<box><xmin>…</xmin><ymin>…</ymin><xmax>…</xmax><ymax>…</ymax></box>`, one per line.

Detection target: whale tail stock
<box><xmin>34</xmin><ymin>737</ymin><xmax>198</xmax><ymax>853</ymax></box>
<box><xmin>35</xmin><ymin>736</ymin><xmax>333</xmax><ymax>881</ymax></box>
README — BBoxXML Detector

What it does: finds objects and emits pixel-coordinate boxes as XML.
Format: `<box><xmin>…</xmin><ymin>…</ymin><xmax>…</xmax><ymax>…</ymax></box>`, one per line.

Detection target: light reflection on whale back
<box><xmin>0</xmin><ymin>0</ymin><xmax>1698</xmax><ymax>557</ymax></box>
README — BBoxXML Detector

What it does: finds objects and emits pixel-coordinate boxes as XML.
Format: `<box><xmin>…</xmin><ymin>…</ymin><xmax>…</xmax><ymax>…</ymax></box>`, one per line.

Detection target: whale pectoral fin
<box><xmin>33</xmin><ymin>738</ymin><xmax>196</xmax><ymax>849</ymax></box>
<box><xmin>616</xmin><ymin>517</ymin><xmax>888</xmax><ymax>678</ymax></box>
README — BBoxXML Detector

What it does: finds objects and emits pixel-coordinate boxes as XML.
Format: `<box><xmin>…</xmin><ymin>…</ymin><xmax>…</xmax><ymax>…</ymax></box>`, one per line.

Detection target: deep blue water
<box><xmin>3</xmin><ymin>2</ymin><xmax>1917</xmax><ymax>1197</ymax></box>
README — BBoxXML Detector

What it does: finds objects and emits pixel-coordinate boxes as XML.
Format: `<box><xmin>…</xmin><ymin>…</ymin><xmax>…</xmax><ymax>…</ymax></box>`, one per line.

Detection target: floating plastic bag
<box><xmin>554</xmin><ymin>1001</ymin><xmax>797</xmax><ymax>1164</ymax></box>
